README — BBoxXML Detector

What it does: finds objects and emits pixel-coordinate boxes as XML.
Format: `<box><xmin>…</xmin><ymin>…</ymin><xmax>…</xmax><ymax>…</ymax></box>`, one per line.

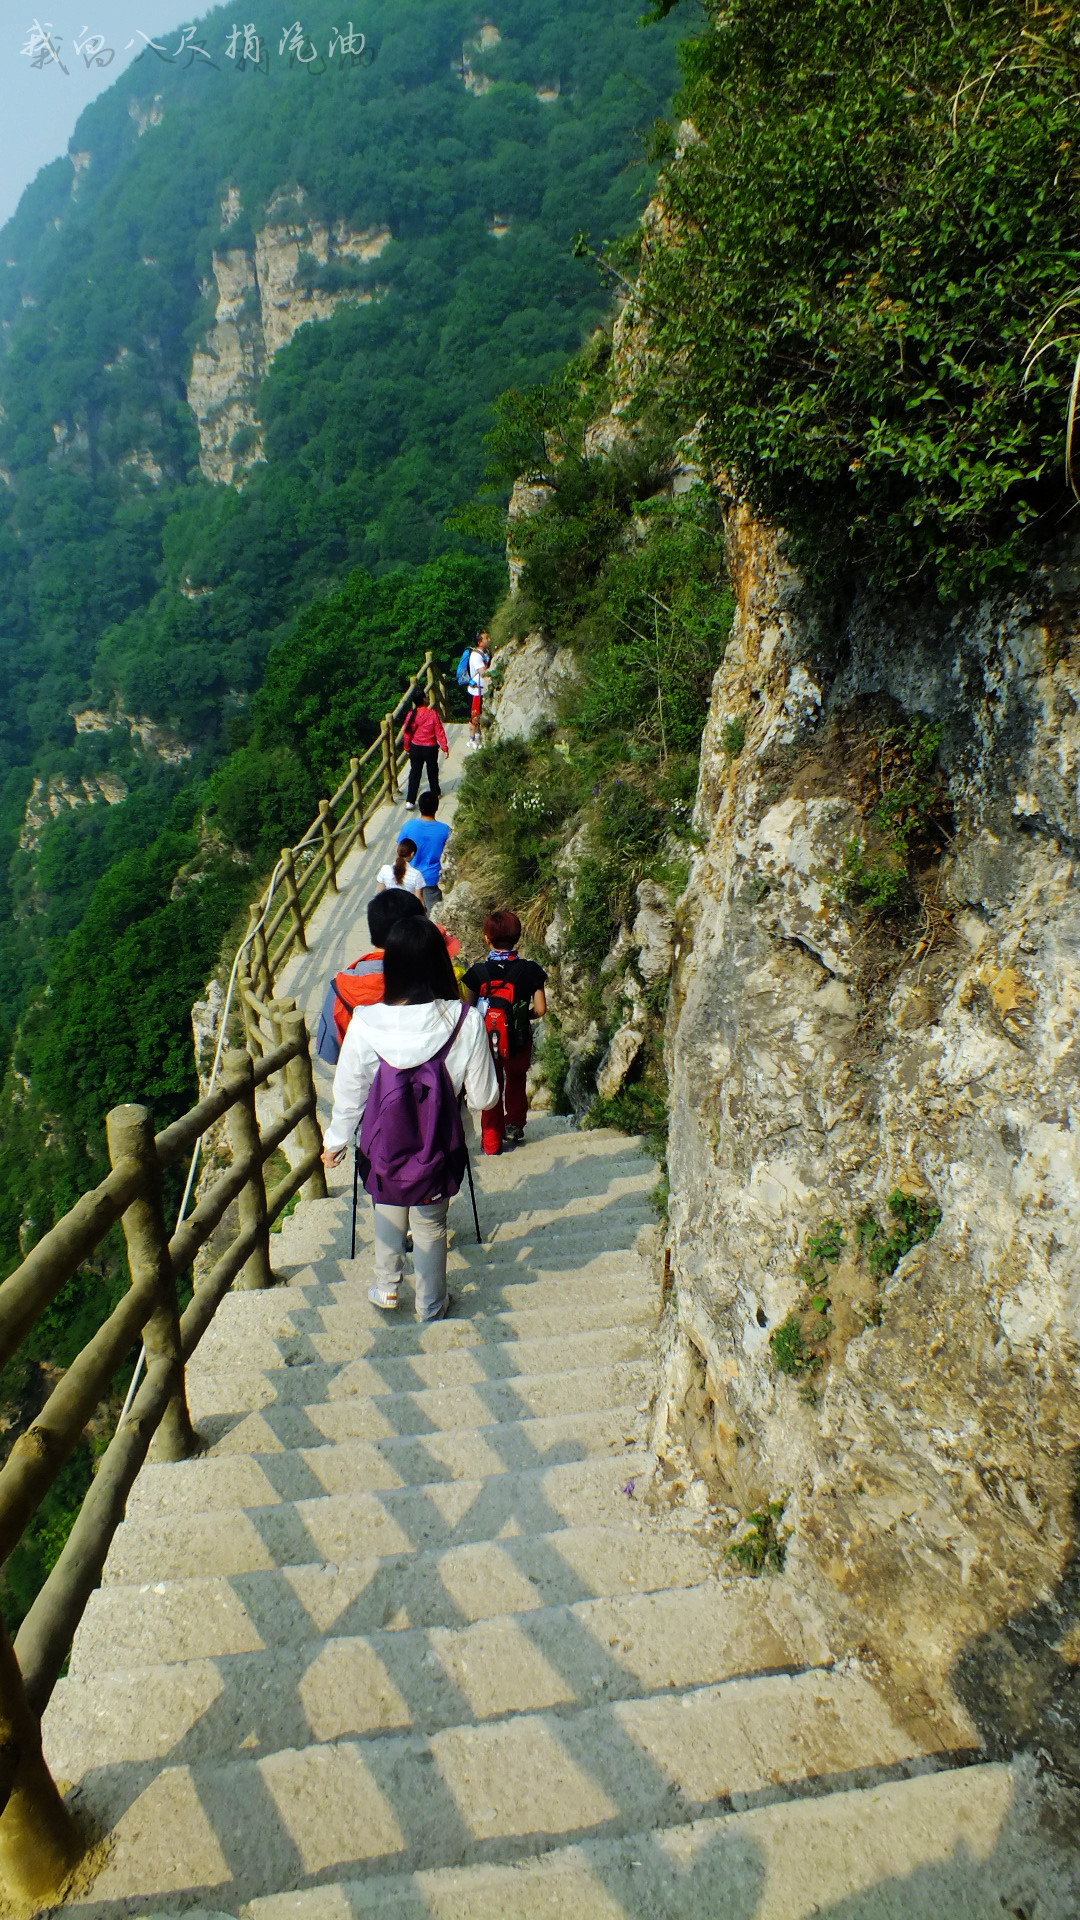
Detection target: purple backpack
<box><xmin>356</xmin><ymin>1007</ymin><xmax>469</xmax><ymax>1206</ymax></box>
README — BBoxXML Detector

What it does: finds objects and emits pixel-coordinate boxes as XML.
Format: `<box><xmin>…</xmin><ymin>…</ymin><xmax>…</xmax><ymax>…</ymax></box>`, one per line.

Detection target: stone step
<box><xmin>103</xmin><ymin>1451</ymin><xmax>656</xmax><ymax>1582</ymax></box>
<box><xmin>185</xmin><ymin>1327</ymin><xmax>652</xmax><ymax>1418</ymax></box>
<box><xmin>269</xmin><ymin>1248</ymin><xmax>655</xmax><ymax>1300</ymax></box>
<box><xmin>131</xmin><ymin>1405</ymin><xmax>647</xmax><ymax>1509</ymax></box>
<box><xmin>237</xmin><ymin>1762</ymin><xmax>1070</xmax><ymax>1920</ymax></box>
<box><xmin>239</xmin><ymin>1267</ymin><xmax>653</xmax><ymax>1328</ymax></box>
<box><xmin>47</xmin><ymin>1581</ymin><xmax>833</xmax><ymax>1772</ymax></box>
<box><xmin>271</xmin><ymin>1210</ymin><xmax>658</xmax><ymax>1273</ymax></box>
<box><xmin>191</xmin><ymin>1296</ymin><xmax>654</xmax><ymax>1373</ymax></box>
<box><xmin>70</xmin><ymin>1522</ymin><xmax>723</xmax><ymax>1673</ymax></box>
<box><xmin>276</xmin><ymin>1155</ymin><xmax>655</xmax><ymax>1228</ymax></box>
<box><xmin>197</xmin><ymin>1360</ymin><xmax>653</xmax><ymax>1453</ymax></box>
<box><xmin>279</xmin><ymin>1141</ymin><xmax>654</xmax><ymax>1216</ymax></box>
<box><xmin>58</xmin><ymin>1669</ymin><xmax>931</xmax><ymax>1908</ymax></box>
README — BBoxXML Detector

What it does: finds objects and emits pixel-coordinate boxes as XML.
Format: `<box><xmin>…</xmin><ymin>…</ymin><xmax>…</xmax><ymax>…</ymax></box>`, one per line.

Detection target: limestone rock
<box><xmin>488</xmin><ymin>632</ymin><xmax>578</xmax><ymax>743</ymax></box>
<box><xmin>596</xmin><ymin>1025</ymin><xmax>644</xmax><ymax>1101</ymax></box>
<box><xmin>631</xmin><ymin>881</ymin><xmax>675</xmax><ymax>984</ymax></box>
<box><xmin>506</xmin><ymin>480</ymin><xmax>555</xmax><ymax>592</ymax></box>
<box><xmin>661</xmin><ymin>491</ymin><xmax>1080</xmax><ymax>1755</ymax></box>
<box><xmin>436</xmin><ymin>881</ymin><xmax>485</xmax><ymax>957</ymax></box>
<box><xmin>583</xmin><ymin>414</ymin><xmax>635</xmax><ymax>462</ymax></box>
<box><xmin>186</xmin><ymin>196</ymin><xmax>390</xmax><ymax>485</ymax></box>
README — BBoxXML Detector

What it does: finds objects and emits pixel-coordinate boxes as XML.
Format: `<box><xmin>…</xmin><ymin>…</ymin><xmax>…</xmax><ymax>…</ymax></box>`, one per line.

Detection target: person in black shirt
<box><xmin>463</xmin><ymin>910</ymin><xmax>547</xmax><ymax>1153</ymax></box>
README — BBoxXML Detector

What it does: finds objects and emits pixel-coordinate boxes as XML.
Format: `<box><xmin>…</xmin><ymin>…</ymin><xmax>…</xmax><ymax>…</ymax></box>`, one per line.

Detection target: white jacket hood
<box><xmin>324</xmin><ymin>999</ymin><xmax>500</xmax><ymax>1151</ymax></box>
<box><xmin>352</xmin><ymin>999</ymin><xmax>465</xmax><ymax>1068</ymax></box>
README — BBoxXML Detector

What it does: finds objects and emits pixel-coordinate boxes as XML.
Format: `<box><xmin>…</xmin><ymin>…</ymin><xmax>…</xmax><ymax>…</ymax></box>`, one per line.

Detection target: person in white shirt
<box><xmin>376</xmin><ymin>838</ymin><xmax>425</xmax><ymax>899</ymax></box>
<box><xmin>467</xmin><ymin>631</ymin><xmax>492</xmax><ymax>750</ymax></box>
<box><xmin>322</xmin><ymin>919</ymin><xmax>499</xmax><ymax>1319</ymax></box>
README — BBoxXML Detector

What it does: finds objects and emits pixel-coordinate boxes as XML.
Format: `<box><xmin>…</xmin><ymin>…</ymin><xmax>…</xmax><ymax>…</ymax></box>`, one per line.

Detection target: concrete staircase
<box><xmin>40</xmin><ymin>1119</ymin><xmax>1079</xmax><ymax>1918</ymax></box>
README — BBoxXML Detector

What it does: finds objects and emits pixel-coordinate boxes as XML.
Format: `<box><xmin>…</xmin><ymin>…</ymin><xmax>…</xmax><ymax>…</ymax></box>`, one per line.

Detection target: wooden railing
<box><xmin>0</xmin><ymin>651</ymin><xmax>448</xmax><ymax>1901</ymax></box>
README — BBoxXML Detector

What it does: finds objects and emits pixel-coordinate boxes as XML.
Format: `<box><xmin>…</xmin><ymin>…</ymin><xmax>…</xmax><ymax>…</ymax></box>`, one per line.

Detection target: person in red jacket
<box><xmin>402</xmin><ymin>689</ymin><xmax>449</xmax><ymax>809</ymax></box>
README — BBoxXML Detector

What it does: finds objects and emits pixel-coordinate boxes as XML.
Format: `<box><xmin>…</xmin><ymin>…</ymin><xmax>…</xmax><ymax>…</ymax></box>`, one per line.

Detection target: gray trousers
<box><xmin>373</xmin><ymin>1199</ymin><xmax>450</xmax><ymax>1320</ymax></box>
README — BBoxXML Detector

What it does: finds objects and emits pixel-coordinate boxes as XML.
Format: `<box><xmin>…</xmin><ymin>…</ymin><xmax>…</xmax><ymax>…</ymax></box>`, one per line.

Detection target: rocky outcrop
<box><xmin>72</xmin><ymin>703</ymin><xmax>192</xmax><ymax>764</ymax></box>
<box><xmin>659</xmin><ymin>494</ymin><xmax>1080</xmax><ymax>1756</ymax></box>
<box><xmin>455</xmin><ymin>23</ymin><xmax>501</xmax><ymax>94</ymax></box>
<box><xmin>186</xmin><ymin>194</ymin><xmax>391</xmax><ymax>484</ymax></box>
<box><xmin>506</xmin><ymin>478</ymin><xmax>555</xmax><ymax>592</ymax></box>
<box><xmin>486</xmin><ymin>629</ymin><xmax>578</xmax><ymax>741</ymax></box>
<box><xmin>127</xmin><ymin>95</ymin><xmax>163</xmax><ymax>135</ymax></box>
<box><xmin>118</xmin><ymin>448</ymin><xmax>163</xmax><ymax>485</ymax></box>
<box><xmin>19</xmin><ymin>772</ymin><xmax>127</xmax><ymax>853</ymax></box>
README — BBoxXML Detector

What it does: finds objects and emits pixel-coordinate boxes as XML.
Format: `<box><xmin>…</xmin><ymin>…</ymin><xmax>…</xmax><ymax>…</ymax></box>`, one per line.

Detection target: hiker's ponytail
<box><xmin>394</xmin><ymin>839</ymin><xmax>416</xmax><ymax>886</ymax></box>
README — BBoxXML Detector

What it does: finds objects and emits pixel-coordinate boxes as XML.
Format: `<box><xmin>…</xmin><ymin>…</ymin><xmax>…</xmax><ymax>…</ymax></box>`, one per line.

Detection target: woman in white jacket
<box><xmin>321</xmin><ymin>917</ymin><xmax>499</xmax><ymax>1320</ymax></box>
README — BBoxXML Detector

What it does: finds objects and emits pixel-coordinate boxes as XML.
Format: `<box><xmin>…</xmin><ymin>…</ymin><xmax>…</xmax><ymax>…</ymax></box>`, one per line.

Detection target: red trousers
<box><xmin>481</xmin><ymin>1038</ymin><xmax>532</xmax><ymax>1153</ymax></box>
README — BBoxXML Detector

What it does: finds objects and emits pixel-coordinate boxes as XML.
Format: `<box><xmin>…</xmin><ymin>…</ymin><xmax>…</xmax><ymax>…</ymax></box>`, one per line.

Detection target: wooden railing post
<box><xmin>0</xmin><ymin>1612</ymin><xmax>80</xmax><ymax>1901</ymax></box>
<box><xmin>223</xmin><ymin>1049</ymin><xmax>274</xmax><ymax>1290</ymax></box>
<box><xmin>423</xmin><ymin>648</ymin><xmax>442</xmax><ymax>718</ymax></box>
<box><xmin>253</xmin><ymin>916</ymin><xmax>273</xmax><ymax>998</ymax></box>
<box><xmin>350</xmin><ymin>756</ymin><xmax>367</xmax><ymax>848</ymax></box>
<box><xmin>238</xmin><ymin>956</ymin><xmax>258</xmax><ymax>1058</ymax></box>
<box><xmin>280</xmin><ymin>1005</ymin><xmax>328</xmax><ymax>1200</ymax></box>
<box><xmin>385</xmin><ymin>711</ymin><xmax>400</xmax><ymax>798</ymax></box>
<box><xmin>318</xmin><ymin>800</ymin><xmax>338</xmax><ymax>894</ymax></box>
<box><xmin>280</xmin><ymin>846</ymin><xmax>306</xmax><ymax>953</ymax></box>
<box><xmin>379</xmin><ymin>716</ymin><xmax>393</xmax><ymax>803</ymax></box>
<box><xmin>106</xmin><ymin>1105</ymin><xmax>196</xmax><ymax>1463</ymax></box>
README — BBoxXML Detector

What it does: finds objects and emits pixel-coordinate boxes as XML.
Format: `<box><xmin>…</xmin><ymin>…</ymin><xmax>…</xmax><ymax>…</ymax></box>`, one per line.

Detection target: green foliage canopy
<box><xmin>639</xmin><ymin>0</ymin><xmax>1080</xmax><ymax>594</ymax></box>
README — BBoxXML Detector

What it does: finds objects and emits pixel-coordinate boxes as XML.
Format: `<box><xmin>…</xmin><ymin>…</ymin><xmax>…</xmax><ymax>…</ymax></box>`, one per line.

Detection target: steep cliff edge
<box><xmin>661</xmin><ymin>492</ymin><xmax>1080</xmax><ymax>1755</ymax></box>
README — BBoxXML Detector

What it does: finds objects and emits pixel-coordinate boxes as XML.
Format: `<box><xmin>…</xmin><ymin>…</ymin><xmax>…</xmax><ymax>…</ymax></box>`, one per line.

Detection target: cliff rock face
<box><xmin>661</xmin><ymin>494</ymin><xmax>1080</xmax><ymax>1754</ymax></box>
<box><xmin>186</xmin><ymin>192</ymin><xmax>390</xmax><ymax>484</ymax></box>
<box><xmin>486</xmin><ymin>629</ymin><xmax>578</xmax><ymax>741</ymax></box>
<box><xmin>18</xmin><ymin>771</ymin><xmax>128</xmax><ymax>854</ymax></box>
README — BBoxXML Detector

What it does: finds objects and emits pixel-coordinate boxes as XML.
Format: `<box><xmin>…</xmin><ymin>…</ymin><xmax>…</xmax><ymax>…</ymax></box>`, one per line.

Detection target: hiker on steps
<box><xmin>314</xmin><ymin>890</ymin><xmax>426</xmax><ymax>1065</ymax></box>
<box><xmin>398</xmin><ymin>791</ymin><xmax>450</xmax><ymax>911</ymax></box>
<box><xmin>321</xmin><ymin>917</ymin><xmax>499</xmax><ymax>1321</ymax></box>
<box><xmin>464</xmin><ymin>910</ymin><xmax>547</xmax><ymax>1155</ymax></box>
<box><xmin>402</xmin><ymin>686</ymin><xmax>448</xmax><ymax>810</ymax></box>
<box><xmin>377</xmin><ymin>838</ymin><xmax>425</xmax><ymax>899</ymax></box>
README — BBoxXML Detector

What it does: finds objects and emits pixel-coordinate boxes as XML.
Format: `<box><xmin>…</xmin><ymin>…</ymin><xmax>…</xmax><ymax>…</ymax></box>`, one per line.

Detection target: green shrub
<box><xmin>566</xmin><ymin>855</ymin><xmax>620</xmax><ymax>971</ymax></box>
<box><xmin>838</xmin><ymin>839</ymin><xmax>913</xmax><ymax>917</ymax></box>
<box><xmin>770</xmin><ymin>1312</ymin><xmax>811</xmax><ymax>1376</ymax></box>
<box><xmin>536</xmin><ymin>1020</ymin><xmax>573</xmax><ymax>1117</ymax></box>
<box><xmin>859</xmin><ymin>1189</ymin><xmax>942</xmax><ymax>1277</ymax></box>
<box><xmin>720</xmin><ymin>715</ymin><xmax>746</xmax><ymax>759</ymax></box>
<box><xmin>728</xmin><ymin>1499</ymin><xmax>788</xmax><ymax>1575</ymax></box>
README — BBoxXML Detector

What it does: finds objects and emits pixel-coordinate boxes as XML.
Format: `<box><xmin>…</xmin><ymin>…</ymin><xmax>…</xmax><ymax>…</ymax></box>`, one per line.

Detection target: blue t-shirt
<box><xmin>400</xmin><ymin>818</ymin><xmax>450</xmax><ymax>887</ymax></box>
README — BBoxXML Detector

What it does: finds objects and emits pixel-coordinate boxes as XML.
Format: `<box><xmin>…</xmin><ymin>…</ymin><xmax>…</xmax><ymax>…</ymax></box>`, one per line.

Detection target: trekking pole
<box><xmin>351</xmin><ymin>1145</ymin><xmax>360</xmax><ymax>1260</ymax></box>
<box><xmin>464</xmin><ymin>1147</ymin><xmax>482</xmax><ymax>1245</ymax></box>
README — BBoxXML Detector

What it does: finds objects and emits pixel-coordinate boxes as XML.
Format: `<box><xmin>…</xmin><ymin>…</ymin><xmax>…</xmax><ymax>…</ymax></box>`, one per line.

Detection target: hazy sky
<box><xmin>1</xmin><ymin>4</ymin><xmax>207</xmax><ymax>229</ymax></box>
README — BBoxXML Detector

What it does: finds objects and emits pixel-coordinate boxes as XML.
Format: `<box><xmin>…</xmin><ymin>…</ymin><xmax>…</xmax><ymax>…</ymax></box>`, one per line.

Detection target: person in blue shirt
<box><xmin>398</xmin><ymin>791</ymin><xmax>450</xmax><ymax>909</ymax></box>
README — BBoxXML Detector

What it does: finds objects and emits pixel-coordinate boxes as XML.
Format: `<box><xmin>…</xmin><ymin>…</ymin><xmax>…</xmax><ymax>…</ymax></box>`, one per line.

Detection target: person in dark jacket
<box><xmin>403</xmin><ymin>688</ymin><xmax>449</xmax><ymax>809</ymax></box>
<box><xmin>463</xmin><ymin>910</ymin><xmax>547</xmax><ymax>1153</ymax></box>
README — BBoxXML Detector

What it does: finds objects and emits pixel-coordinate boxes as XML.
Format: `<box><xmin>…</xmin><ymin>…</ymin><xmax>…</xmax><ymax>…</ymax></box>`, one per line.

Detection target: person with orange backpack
<box><xmin>463</xmin><ymin>910</ymin><xmax>547</xmax><ymax>1154</ymax></box>
<box><xmin>315</xmin><ymin>891</ymin><xmax>424</xmax><ymax>1066</ymax></box>
<box><xmin>316</xmin><ymin>892</ymin><xmax>464</xmax><ymax>1066</ymax></box>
